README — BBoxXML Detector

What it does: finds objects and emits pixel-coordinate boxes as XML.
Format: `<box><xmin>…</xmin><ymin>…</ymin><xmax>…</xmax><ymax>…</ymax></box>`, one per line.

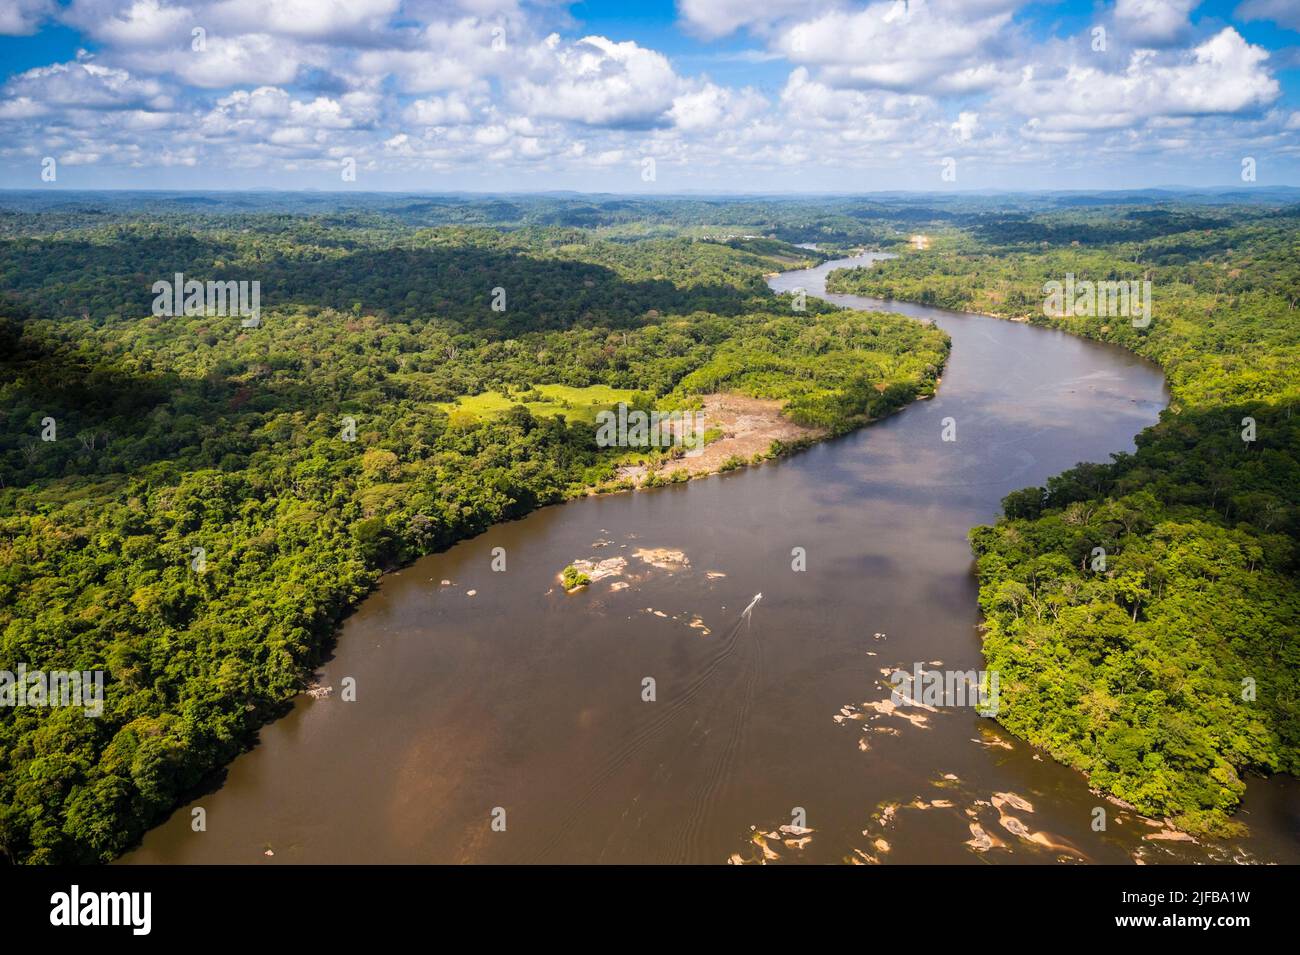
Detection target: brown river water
<box><xmin>124</xmin><ymin>254</ymin><xmax>1299</xmax><ymax>865</ymax></box>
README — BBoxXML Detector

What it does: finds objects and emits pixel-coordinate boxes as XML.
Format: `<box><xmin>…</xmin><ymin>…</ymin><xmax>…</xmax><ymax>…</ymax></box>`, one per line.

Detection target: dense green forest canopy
<box><xmin>5</xmin><ymin>187</ymin><xmax>1297</xmax><ymax>246</ymax></box>
<box><xmin>0</xmin><ymin>198</ymin><xmax>947</xmax><ymax>863</ymax></box>
<box><xmin>830</xmin><ymin>207</ymin><xmax>1300</xmax><ymax>834</ymax></box>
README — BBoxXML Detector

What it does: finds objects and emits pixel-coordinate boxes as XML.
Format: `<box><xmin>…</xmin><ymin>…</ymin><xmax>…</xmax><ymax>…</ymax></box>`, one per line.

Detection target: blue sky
<box><xmin>2</xmin><ymin>0</ymin><xmax>1299</xmax><ymax>192</ymax></box>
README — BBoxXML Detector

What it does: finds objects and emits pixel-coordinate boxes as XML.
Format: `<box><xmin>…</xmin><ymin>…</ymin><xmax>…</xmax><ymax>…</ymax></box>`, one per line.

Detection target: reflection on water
<box><xmin>123</xmin><ymin>255</ymin><xmax>1298</xmax><ymax>865</ymax></box>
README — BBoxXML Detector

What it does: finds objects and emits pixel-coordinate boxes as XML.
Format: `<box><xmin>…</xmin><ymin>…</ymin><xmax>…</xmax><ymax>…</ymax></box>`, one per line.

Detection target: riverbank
<box><xmin>610</xmin><ymin>393</ymin><xmax>825</xmax><ymax>486</ymax></box>
<box><xmin>825</xmin><ymin>251</ymin><xmax>1299</xmax><ymax>838</ymax></box>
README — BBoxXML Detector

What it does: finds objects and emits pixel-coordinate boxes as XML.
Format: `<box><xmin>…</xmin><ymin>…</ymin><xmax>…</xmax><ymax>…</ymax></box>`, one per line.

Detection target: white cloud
<box><xmin>0</xmin><ymin>0</ymin><xmax>1295</xmax><ymax>186</ymax></box>
<box><xmin>510</xmin><ymin>35</ymin><xmax>685</xmax><ymax>127</ymax></box>
<box><xmin>777</xmin><ymin>67</ymin><xmax>937</xmax><ymax>145</ymax></box>
<box><xmin>60</xmin><ymin>150</ymin><xmax>104</xmax><ymax>164</ymax></box>
<box><xmin>998</xmin><ymin>28</ymin><xmax>1279</xmax><ymax>134</ymax></box>
<box><xmin>951</xmin><ymin>110</ymin><xmax>979</xmax><ymax>141</ymax></box>
<box><xmin>1114</xmin><ymin>0</ymin><xmax>1198</xmax><ymax>46</ymax></box>
<box><xmin>0</xmin><ymin>0</ymin><xmax>55</xmax><ymax>35</ymax></box>
<box><xmin>206</xmin><ymin>0</ymin><xmax>400</xmax><ymax>40</ymax></box>
<box><xmin>774</xmin><ymin>0</ymin><xmax>1019</xmax><ymax>94</ymax></box>
<box><xmin>207</xmin><ymin>86</ymin><xmax>377</xmax><ymax>129</ymax></box>
<box><xmin>2</xmin><ymin>59</ymin><xmax>175</xmax><ymax>112</ymax></box>
<box><xmin>1235</xmin><ymin>0</ymin><xmax>1300</xmax><ymax>32</ymax></box>
<box><xmin>676</xmin><ymin>0</ymin><xmax>829</xmax><ymax>39</ymax></box>
<box><xmin>404</xmin><ymin>91</ymin><xmax>480</xmax><ymax>126</ymax></box>
<box><xmin>354</xmin><ymin>17</ymin><xmax>508</xmax><ymax>93</ymax></box>
<box><xmin>147</xmin><ymin>33</ymin><xmax>306</xmax><ymax>87</ymax></box>
<box><xmin>61</xmin><ymin>0</ymin><xmax>194</xmax><ymax>47</ymax></box>
<box><xmin>0</xmin><ymin>97</ymin><xmax>48</xmax><ymax>119</ymax></box>
<box><xmin>667</xmin><ymin>83</ymin><xmax>766</xmax><ymax>131</ymax></box>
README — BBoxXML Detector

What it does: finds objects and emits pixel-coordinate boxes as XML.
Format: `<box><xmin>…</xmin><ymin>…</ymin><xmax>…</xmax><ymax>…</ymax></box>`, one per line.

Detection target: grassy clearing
<box><xmin>438</xmin><ymin>383</ymin><xmax>647</xmax><ymax>424</ymax></box>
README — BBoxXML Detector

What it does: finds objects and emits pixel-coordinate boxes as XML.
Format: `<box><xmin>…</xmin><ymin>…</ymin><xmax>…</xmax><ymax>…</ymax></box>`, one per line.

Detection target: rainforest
<box><xmin>1</xmin><ymin>191</ymin><xmax>1296</xmax><ymax>865</ymax></box>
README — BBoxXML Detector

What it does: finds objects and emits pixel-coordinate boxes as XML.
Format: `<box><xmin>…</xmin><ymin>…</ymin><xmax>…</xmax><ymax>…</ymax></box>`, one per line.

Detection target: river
<box><xmin>123</xmin><ymin>253</ymin><xmax>1298</xmax><ymax>864</ymax></box>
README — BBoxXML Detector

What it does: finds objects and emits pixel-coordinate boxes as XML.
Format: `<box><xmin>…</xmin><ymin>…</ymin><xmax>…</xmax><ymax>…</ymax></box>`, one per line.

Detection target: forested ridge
<box><xmin>0</xmin><ymin>207</ymin><xmax>947</xmax><ymax>863</ymax></box>
<box><xmin>828</xmin><ymin>207</ymin><xmax>1300</xmax><ymax>834</ymax></box>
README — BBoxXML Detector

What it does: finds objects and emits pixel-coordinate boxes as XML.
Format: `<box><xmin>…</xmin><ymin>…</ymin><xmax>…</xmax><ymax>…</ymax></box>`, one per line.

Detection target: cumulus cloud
<box><xmin>1234</xmin><ymin>0</ymin><xmax>1300</xmax><ymax>32</ymax></box>
<box><xmin>0</xmin><ymin>97</ymin><xmax>48</xmax><ymax>120</ymax></box>
<box><xmin>404</xmin><ymin>92</ymin><xmax>478</xmax><ymax>126</ymax></box>
<box><xmin>778</xmin><ymin>68</ymin><xmax>940</xmax><ymax>146</ymax></box>
<box><xmin>60</xmin><ymin>0</ymin><xmax>403</xmax><ymax>45</ymax></box>
<box><xmin>510</xmin><ymin>34</ymin><xmax>685</xmax><ymax>127</ymax></box>
<box><xmin>951</xmin><ymin>111</ymin><xmax>978</xmax><ymax>141</ymax></box>
<box><xmin>773</xmin><ymin>0</ymin><xmax>1019</xmax><ymax>95</ymax></box>
<box><xmin>1114</xmin><ymin>0</ymin><xmax>1198</xmax><ymax>46</ymax></box>
<box><xmin>676</xmin><ymin>0</ymin><xmax>830</xmax><ymax>39</ymax></box>
<box><xmin>667</xmin><ymin>83</ymin><xmax>766</xmax><ymax>131</ymax></box>
<box><xmin>353</xmin><ymin>16</ymin><xmax>512</xmax><ymax>93</ymax></box>
<box><xmin>998</xmin><ymin>28</ymin><xmax>1279</xmax><ymax>135</ymax></box>
<box><xmin>61</xmin><ymin>0</ymin><xmax>195</xmax><ymax>48</ymax></box>
<box><xmin>0</xmin><ymin>0</ymin><xmax>1295</xmax><ymax>186</ymax></box>
<box><xmin>154</xmin><ymin>33</ymin><xmax>308</xmax><ymax>87</ymax></box>
<box><xmin>232</xmin><ymin>87</ymin><xmax>376</xmax><ymax>126</ymax></box>
<box><xmin>203</xmin><ymin>85</ymin><xmax>379</xmax><ymax>140</ymax></box>
<box><xmin>0</xmin><ymin>0</ymin><xmax>56</xmax><ymax>35</ymax></box>
<box><xmin>2</xmin><ymin>59</ymin><xmax>175</xmax><ymax>112</ymax></box>
<box><xmin>205</xmin><ymin>0</ymin><xmax>401</xmax><ymax>41</ymax></box>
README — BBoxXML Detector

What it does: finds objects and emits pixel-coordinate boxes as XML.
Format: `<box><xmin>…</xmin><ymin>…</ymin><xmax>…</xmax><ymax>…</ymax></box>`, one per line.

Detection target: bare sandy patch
<box><xmin>615</xmin><ymin>393</ymin><xmax>823</xmax><ymax>484</ymax></box>
<box><xmin>631</xmin><ymin>547</ymin><xmax>688</xmax><ymax>570</ymax></box>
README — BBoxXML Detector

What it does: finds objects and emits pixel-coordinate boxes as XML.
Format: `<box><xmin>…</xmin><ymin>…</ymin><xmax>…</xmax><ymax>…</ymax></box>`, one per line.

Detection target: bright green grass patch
<box><xmin>439</xmin><ymin>383</ymin><xmax>646</xmax><ymax>423</ymax></box>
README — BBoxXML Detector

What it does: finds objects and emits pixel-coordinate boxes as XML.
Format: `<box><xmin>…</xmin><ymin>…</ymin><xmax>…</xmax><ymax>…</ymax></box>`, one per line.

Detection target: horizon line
<box><xmin>3</xmin><ymin>185</ymin><xmax>1299</xmax><ymax>197</ymax></box>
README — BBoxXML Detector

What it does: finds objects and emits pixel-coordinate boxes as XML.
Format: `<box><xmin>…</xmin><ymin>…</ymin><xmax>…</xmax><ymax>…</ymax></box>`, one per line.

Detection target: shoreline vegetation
<box><xmin>826</xmin><ymin>214</ymin><xmax>1299</xmax><ymax>837</ymax></box>
<box><xmin>0</xmin><ymin>208</ymin><xmax>946</xmax><ymax>863</ymax></box>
